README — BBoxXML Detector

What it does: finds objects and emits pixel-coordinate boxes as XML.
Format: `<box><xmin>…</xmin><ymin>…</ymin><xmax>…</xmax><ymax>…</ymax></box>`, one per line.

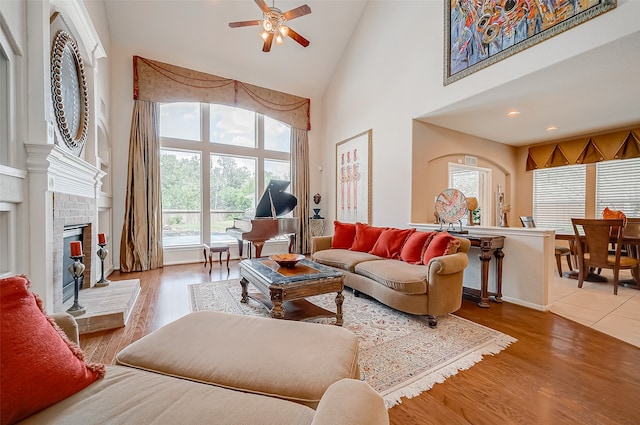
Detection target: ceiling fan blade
<box><xmin>263</xmin><ymin>32</ymin><xmax>274</xmax><ymax>52</ymax></box>
<box><xmin>229</xmin><ymin>20</ymin><xmax>261</xmax><ymax>28</ymax></box>
<box><xmin>283</xmin><ymin>5</ymin><xmax>311</xmax><ymax>20</ymax></box>
<box><xmin>254</xmin><ymin>0</ymin><xmax>271</xmax><ymax>14</ymax></box>
<box><xmin>287</xmin><ymin>27</ymin><xmax>310</xmax><ymax>47</ymax></box>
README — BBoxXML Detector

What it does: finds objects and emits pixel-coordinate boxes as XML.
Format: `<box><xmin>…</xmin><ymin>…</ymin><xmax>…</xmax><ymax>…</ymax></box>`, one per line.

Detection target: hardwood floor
<box><xmin>80</xmin><ymin>261</ymin><xmax>640</xmax><ymax>424</ymax></box>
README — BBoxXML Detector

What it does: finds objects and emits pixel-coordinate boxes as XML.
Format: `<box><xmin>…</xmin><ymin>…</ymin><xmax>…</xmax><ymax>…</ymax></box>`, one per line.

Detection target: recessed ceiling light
<box><xmin>546</xmin><ymin>126</ymin><xmax>558</xmax><ymax>131</ymax></box>
<box><xmin>506</xmin><ymin>111</ymin><xmax>520</xmax><ymax>117</ymax></box>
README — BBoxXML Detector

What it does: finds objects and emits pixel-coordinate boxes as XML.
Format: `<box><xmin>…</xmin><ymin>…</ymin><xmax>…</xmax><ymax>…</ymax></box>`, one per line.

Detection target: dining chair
<box><xmin>519</xmin><ymin>216</ymin><xmax>573</xmax><ymax>277</ymax></box>
<box><xmin>571</xmin><ymin>218</ymin><xmax>639</xmax><ymax>295</ymax></box>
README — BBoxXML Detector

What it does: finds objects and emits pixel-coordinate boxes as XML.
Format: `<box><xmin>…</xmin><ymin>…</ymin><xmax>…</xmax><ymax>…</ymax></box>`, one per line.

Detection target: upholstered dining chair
<box><xmin>571</xmin><ymin>218</ymin><xmax>639</xmax><ymax>295</ymax></box>
<box><xmin>519</xmin><ymin>216</ymin><xmax>573</xmax><ymax>277</ymax></box>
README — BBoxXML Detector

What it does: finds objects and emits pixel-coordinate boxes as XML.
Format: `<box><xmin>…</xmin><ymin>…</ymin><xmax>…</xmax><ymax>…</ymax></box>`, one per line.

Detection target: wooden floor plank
<box><xmin>79</xmin><ymin>261</ymin><xmax>640</xmax><ymax>423</ymax></box>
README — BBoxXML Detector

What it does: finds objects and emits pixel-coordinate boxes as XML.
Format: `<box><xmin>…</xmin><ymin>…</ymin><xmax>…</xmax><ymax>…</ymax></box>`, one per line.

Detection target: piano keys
<box><xmin>226</xmin><ymin>180</ymin><xmax>298</xmax><ymax>258</ymax></box>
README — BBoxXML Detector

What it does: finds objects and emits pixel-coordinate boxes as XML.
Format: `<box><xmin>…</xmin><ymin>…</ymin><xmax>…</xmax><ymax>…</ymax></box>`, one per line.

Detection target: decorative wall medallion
<box><xmin>51</xmin><ymin>30</ymin><xmax>89</xmax><ymax>155</ymax></box>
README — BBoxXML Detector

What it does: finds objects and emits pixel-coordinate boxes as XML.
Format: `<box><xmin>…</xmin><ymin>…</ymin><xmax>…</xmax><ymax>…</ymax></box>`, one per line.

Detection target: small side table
<box><xmin>203</xmin><ymin>243</ymin><xmax>230</xmax><ymax>273</ymax></box>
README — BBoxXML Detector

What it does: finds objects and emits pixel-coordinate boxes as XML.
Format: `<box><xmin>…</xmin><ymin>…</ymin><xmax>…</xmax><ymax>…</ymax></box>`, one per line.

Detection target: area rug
<box><xmin>188</xmin><ymin>279</ymin><xmax>516</xmax><ymax>408</ymax></box>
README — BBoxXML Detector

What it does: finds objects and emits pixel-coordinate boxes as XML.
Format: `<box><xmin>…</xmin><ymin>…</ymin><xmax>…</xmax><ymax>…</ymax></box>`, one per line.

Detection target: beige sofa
<box><xmin>18</xmin><ymin>311</ymin><xmax>389</xmax><ymax>425</ymax></box>
<box><xmin>311</xmin><ymin>235</ymin><xmax>470</xmax><ymax>327</ymax></box>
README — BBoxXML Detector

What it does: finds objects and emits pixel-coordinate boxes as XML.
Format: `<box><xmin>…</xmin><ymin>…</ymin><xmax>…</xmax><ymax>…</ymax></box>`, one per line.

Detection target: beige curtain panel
<box><xmin>120</xmin><ymin>100</ymin><xmax>164</xmax><ymax>272</ymax></box>
<box><xmin>291</xmin><ymin>128</ymin><xmax>311</xmax><ymax>254</ymax></box>
<box><xmin>133</xmin><ymin>56</ymin><xmax>311</xmax><ymax>130</ymax></box>
<box><xmin>526</xmin><ymin>127</ymin><xmax>640</xmax><ymax>171</ymax></box>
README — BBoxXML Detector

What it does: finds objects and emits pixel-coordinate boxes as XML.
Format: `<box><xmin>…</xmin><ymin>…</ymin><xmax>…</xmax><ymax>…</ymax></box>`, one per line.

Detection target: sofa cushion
<box><xmin>115</xmin><ymin>311</ymin><xmax>360</xmax><ymax>409</ymax></box>
<box><xmin>350</xmin><ymin>223</ymin><xmax>386</xmax><ymax>252</ymax></box>
<box><xmin>354</xmin><ymin>260</ymin><xmax>428</xmax><ymax>295</ymax></box>
<box><xmin>369</xmin><ymin>228</ymin><xmax>415</xmax><ymax>259</ymax></box>
<box><xmin>18</xmin><ymin>365</ymin><xmax>316</xmax><ymax>425</ymax></box>
<box><xmin>399</xmin><ymin>231</ymin><xmax>436</xmax><ymax>264</ymax></box>
<box><xmin>423</xmin><ymin>231</ymin><xmax>461</xmax><ymax>265</ymax></box>
<box><xmin>331</xmin><ymin>221</ymin><xmax>357</xmax><ymax>249</ymax></box>
<box><xmin>0</xmin><ymin>275</ymin><xmax>105</xmax><ymax>425</ymax></box>
<box><xmin>312</xmin><ymin>248</ymin><xmax>383</xmax><ymax>273</ymax></box>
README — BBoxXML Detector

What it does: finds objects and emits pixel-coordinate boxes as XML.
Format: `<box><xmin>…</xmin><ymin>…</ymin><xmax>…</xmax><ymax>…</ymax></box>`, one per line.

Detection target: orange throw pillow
<box><xmin>369</xmin><ymin>228</ymin><xmax>415</xmax><ymax>259</ymax></box>
<box><xmin>331</xmin><ymin>221</ymin><xmax>357</xmax><ymax>249</ymax></box>
<box><xmin>0</xmin><ymin>275</ymin><xmax>105</xmax><ymax>425</ymax></box>
<box><xmin>422</xmin><ymin>232</ymin><xmax>461</xmax><ymax>265</ymax></box>
<box><xmin>400</xmin><ymin>231</ymin><xmax>436</xmax><ymax>264</ymax></box>
<box><xmin>350</xmin><ymin>223</ymin><xmax>387</xmax><ymax>252</ymax></box>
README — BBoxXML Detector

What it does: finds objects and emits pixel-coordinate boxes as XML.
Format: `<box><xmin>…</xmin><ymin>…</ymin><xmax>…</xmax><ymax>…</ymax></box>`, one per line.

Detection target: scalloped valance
<box><xmin>526</xmin><ymin>127</ymin><xmax>640</xmax><ymax>171</ymax></box>
<box><xmin>132</xmin><ymin>56</ymin><xmax>311</xmax><ymax>130</ymax></box>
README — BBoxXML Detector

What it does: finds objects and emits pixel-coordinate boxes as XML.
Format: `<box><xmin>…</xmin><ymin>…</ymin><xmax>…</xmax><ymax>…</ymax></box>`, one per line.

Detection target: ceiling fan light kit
<box><xmin>229</xmin><ymin>0</ymin><xmax>311</xmax><ymax>52</ymax></box>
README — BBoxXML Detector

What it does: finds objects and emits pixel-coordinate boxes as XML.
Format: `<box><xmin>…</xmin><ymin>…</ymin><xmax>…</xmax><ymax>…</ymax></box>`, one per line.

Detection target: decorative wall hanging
<box><xmin>51</xmin><ymin>30</ymin><xmax>89</xmax><ymax>155</ymax></box>
<box><xmin>336</xmin><ymin>130</ymin><xmax>372</xmax><ymax>224</ymax></box>
<box><xmin>444</xmin><ymin>0</ymin><xmax>617</xmax><ymax>85</ymax></box>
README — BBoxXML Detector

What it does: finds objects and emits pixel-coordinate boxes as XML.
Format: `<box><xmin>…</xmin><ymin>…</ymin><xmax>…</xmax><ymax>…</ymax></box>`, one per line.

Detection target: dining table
<box><xmin>555</xmin><ymin>230</ymin><xmax>640</xmax><ymax>288</ymax></box>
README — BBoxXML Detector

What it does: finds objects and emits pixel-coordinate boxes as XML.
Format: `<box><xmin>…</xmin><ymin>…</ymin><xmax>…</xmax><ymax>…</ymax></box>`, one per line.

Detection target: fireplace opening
<box><xmin>62</xmin><ymin>224</ymin><xmax>87</xmax><ymax>303</ymax></box>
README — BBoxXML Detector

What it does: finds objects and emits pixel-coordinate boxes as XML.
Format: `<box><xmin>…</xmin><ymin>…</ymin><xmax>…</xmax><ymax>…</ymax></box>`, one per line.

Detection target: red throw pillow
<box><xmin>350</xmin><ymin>223</ymin><xmax>387</xmax><ymax>252</ymax></box>
<box><xmin>331</xmin><ymin>221</ymin><xmax>357</xmax><ymax>249</ymax></box>
<box><xmin>0</xmin><ymin>275</ymin><xmax>105</xmax><ymax>425</ymax></box>
<box><xmin>422</xmin><ymin>232</ymin><xmax>461</xmax><ymax>265</ymax></box>
<box><xmin>400</xmin><ymin>231</ymin><xmax>436</xmax><ymax>264</ymax></box>
<box><xmin>369</xmin><ymin>228</ymin><xmax>415</xmax><ymax>259</ymax></box>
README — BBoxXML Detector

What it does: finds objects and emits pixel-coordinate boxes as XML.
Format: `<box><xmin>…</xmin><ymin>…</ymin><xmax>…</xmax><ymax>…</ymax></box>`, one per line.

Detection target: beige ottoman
<box><xmin>115</xmin><ymin>311</ymin><xmax>360</xmax><ymax>408</ymax></box>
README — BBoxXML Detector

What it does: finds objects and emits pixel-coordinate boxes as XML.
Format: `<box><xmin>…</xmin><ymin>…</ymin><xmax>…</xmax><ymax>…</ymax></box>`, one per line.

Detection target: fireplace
<box><xmin>25</xmin><ymin>144</ymin><xmax>105</xmax><ymax>314</ymax></box>
<box><xmin>52</xmin><ymin>193</ymin><xmax>96</xmax><ymax>312</ymax></box>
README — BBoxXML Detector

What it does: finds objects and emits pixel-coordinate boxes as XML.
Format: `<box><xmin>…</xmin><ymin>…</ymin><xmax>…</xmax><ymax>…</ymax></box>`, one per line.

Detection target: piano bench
<box><xmin>203</xmin><ymin>243</ymin><xmax>230</xmax><ymax>273</ymax></box>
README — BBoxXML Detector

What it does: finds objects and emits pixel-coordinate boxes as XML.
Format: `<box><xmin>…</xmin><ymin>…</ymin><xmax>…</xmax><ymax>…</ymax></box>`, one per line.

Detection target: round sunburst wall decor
<box><xmin>51</xmin><ymin>30</ymin><xmax>89</xmax><ymax>155</ymax></box>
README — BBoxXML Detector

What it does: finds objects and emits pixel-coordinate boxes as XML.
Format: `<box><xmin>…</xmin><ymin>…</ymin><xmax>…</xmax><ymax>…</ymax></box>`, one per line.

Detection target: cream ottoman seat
<box><xmin>116</xmin><ymin>311</ymin><xmax>360</xmax><ymax>408</ymax></box>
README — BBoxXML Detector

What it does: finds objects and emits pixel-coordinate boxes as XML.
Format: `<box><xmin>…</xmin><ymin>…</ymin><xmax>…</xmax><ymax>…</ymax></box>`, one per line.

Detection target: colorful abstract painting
<box><xmin>445</xmin><ymin>0</ymin><xmax>616</xmax><ymax>84</ymax></box>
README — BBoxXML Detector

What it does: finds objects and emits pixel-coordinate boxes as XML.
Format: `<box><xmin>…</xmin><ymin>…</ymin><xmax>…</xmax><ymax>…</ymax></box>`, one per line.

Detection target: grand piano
<box><xmin>226</xmin><ymin>180</ymin><xmax>298</xmax><ymax>258</ymax></box>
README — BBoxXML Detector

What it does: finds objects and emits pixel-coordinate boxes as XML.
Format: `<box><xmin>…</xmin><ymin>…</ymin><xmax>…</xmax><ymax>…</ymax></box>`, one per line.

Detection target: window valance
<box><xmin>132</xmin><ymin>56</ymin><xmax>311</xmax><ymax>130</ymax></box>
<box><xmin>526</xmin><ymin>127</ymin><xmax>640</xmax><ymax>171</ymax></box>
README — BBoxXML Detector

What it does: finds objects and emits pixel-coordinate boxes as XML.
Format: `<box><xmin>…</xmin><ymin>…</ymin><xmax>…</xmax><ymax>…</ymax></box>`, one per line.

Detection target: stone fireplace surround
<box><xmin>25</xmin><ymin>144</ymin><xmax>105</xmax><ymax>314</ymax></box>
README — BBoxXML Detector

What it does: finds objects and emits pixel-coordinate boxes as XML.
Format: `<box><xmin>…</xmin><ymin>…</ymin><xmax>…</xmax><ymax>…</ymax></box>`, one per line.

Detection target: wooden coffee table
<box><xmin>239</xmin><ymin>257</ymin><xmax>345</xmax><ymax>326</ymax></box>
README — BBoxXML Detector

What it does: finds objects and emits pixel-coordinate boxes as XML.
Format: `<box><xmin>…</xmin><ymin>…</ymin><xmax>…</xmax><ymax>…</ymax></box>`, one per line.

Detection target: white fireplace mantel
<box><xmin>25</xmin><ymin>144</ymin><xmax>105</xmax><ymax>198</ymax></box>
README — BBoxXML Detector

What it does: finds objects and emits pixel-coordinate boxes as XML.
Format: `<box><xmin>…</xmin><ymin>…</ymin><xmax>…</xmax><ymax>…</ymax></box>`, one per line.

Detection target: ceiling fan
<box><xmin>229</xmin><ymin>0</ymin><xmax>311</xmax><ymax>52</ymax></box>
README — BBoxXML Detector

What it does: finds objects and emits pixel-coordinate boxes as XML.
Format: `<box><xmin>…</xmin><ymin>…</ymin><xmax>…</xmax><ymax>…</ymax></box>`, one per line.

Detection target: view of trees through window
<box><xmin>160</xmin><ymin>102</ymin><xmax>291</xmax><ymax>247</ymax></box>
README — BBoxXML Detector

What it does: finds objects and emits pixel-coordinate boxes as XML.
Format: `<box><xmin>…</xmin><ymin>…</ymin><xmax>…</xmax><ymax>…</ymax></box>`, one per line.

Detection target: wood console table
<box><xmin>451</xmin><ymin>233</ymin><xmax>505</xmax><ymax>308</ymax></box>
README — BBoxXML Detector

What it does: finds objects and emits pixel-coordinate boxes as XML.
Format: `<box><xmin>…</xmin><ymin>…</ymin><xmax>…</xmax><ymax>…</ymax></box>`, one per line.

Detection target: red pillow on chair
<box><xmin>422</xmin><ymin>232</ymin><xmax>461</xmax><ymax>265</ymax></box>
<box><xmin>369</xmin><ymin>228</ymin><xmax>415</xmax><ymax>259</ymax></box>
<box><xmin>331</xmin><ymin>221</ymin><xmax>357</xmax><ymax>249</ymax></box>
<box><xmin>400</xmin><ymin>231</ymin><xmax>436</xmax><ymax>264</ymax></box>
<box><xmin>0</xmin><ymin>275</ymin><xmax>105</xmax><ymax>425</ymax></box>
<box><xmin>350</xmin><ymin>223</ymin><xmax>387</xmax><ymax>252</ymax></box>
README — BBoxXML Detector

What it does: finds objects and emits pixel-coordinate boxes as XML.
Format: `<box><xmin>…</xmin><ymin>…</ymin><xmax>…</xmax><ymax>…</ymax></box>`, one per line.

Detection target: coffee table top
<box><xmin>240</xmin><ymin>258</ymin><xmax>343</xmax><ymax>285</ymax></box>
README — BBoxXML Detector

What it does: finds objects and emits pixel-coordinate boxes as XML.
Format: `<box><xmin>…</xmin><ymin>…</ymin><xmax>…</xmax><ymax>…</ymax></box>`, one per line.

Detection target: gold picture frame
<box><xmin>444</xmin><ymin>0</ymin><xmax>616</xmax><ymax>85</ymax></box>
<box><xmin>336</xmin><ymin>130</ymin><xmax>372</xmax><ymax>224</ymax></box>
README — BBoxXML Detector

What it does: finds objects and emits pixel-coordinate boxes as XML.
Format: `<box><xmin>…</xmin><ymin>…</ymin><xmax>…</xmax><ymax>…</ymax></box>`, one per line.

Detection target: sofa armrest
<box><xmin>311</xmin><ymin>379</ymin><xmax>389</xmax><ymax>425</ymax></box>
<box><xmin>51</xmin><ymin>312</ymin><xmax>80</xmax><ymax>345</ymax></box>
<box><xmin>311</xmin><ymin>236</ymin><xmax>333</xmax><ymax>254</ymax></box>
<box><xmin>427</xmin><ymin>252</ymin><xmax>469</xmax><ymax>276</ymax></box>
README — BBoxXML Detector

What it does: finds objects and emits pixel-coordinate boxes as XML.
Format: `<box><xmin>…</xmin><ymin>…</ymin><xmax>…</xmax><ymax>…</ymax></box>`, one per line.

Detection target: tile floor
<box><xmin>549</xmin><ymin>269</ymin><xmax>640</xmax><ymax>348</ymax></box>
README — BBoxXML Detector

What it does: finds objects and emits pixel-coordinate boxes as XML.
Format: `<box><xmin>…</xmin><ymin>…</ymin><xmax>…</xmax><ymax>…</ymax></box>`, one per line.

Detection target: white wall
<box><xmin>319</xmin><ymin>0</ymin><xmax>640</xmax><ymax>228</ymax></box>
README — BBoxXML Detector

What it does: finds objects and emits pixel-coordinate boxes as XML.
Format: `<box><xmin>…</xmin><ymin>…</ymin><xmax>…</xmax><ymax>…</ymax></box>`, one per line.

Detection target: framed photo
<box><xmin>444</xmin><ymin>0</ymin><xmax>616</xmax><ymax>85</ymax></box>
<box><xmin>336</xmin><ymin>130</ymin><xmax>372</xmax><ymax>224</ymax></box>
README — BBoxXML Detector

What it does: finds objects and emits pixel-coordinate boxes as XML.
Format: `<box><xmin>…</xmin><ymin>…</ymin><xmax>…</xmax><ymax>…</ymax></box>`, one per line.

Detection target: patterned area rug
<box><xmin>188</xmin><ymin>279</ymin><xmax>516</xmax><ymax>407</ymax></box>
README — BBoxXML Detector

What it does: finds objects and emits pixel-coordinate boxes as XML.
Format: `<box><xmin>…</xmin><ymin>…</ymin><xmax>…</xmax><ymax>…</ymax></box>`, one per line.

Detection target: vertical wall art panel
<box><xmin>444</xmin><ymin>0</ymin><xmax>616</xmax><ymax>85</ymax></box>
<box><xmin>336</xmin><ymin>130</ymin><xmax>372</xmax><ymax>224</ymax></box>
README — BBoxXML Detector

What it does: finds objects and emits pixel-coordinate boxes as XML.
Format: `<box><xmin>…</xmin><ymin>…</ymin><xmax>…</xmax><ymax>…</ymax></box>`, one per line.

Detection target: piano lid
<box><xmin>255</xmin><ymin>180</ymin><xmax>297</xmax><ymax>218</ymax></box>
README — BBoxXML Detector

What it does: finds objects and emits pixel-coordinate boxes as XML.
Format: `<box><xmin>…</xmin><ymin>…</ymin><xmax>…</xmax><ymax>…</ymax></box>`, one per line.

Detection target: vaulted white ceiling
<box><xmin>104</xmin><ymin>0</ymin><xmax>368</xmax><ymax>100</ymax></box>
<box><xmin>103</xmin><ymin>0</ymin><xmax>640</xmax><ymax>147</ymax></box>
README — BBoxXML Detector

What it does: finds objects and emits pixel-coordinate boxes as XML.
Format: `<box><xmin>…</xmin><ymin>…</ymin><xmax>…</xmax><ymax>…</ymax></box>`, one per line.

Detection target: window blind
<box><xmin>533</xmin><ymin>165</ymin><xmax>586</xmax><ymax>231</ymax></box>
<box><xmin>596</xmin><ymin>157</ymin><xmax>640</xmax><ymax>218</ymax></box>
